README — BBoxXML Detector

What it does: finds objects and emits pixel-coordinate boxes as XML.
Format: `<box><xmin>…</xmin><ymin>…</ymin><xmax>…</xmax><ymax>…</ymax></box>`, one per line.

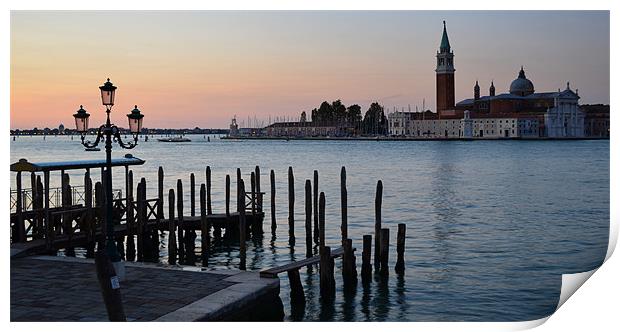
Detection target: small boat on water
<box><xmin>85</xmin><ymin>147</ymin><xmax>101</xmax><ymax>151</ymax></box>
<box><xmin>157</xmin><ymin>136</ymin><xmax>191</xmax><ymax>143</ymax></box>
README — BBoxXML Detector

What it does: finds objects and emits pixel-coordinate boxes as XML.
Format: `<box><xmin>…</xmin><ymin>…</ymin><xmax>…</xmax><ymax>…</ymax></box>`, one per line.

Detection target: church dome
<box><xmin>509</xmin><ymin>67</ymin><xmax>535</xmax><ymax>96</ymax></box>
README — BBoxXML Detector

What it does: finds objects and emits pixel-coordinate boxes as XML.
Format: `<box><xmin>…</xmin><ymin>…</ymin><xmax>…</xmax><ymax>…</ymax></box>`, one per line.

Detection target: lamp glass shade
<box><xmin>73</xmin><ymin>105</ymin><xmax>90</xmax><ymax>133</ymax></box>
<box><xmin>127</xmin><ymin>105</ymin><xmax>144</xmax><ymax>134</ymax></box>
<box><xmin>99</xmin><ymin>78</ymin><xmax>117</xmax><ymax>106</ymax></box>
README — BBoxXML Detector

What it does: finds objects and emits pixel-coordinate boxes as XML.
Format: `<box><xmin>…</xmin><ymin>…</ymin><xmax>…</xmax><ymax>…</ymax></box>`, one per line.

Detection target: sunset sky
<box><xmin>10</xmin><ymin>11</ymin><xmax>609</xmax><ymax>129</ymax></box>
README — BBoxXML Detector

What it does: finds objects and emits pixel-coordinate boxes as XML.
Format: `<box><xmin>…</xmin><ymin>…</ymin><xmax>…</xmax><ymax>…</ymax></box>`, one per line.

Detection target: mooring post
<box><xmin>200</xmin><ymin>183</ymin><xmax>209</xmax><ymax>267</ymax></box>
<box><xmin>225</xmin><ymin>174</ymin><xmax>230</xmax><ymax>217</ymax></box>
<box><xmin>255</xmin><ymin>166</ymin><xmax>262</xmax><ymax>213</ymax></box>
<box><xmin>361</xmin><ymin>234</ymin><xmax>372</xmax><ymax>282</ymax></box>
<box><xmin>374</xmin><ymin>180</ymin><xmax>383</xmax><ymax>270</ymax></box>
<box><xmin>305</xmin><ymin>179</ymin><xmax>312</xmax><ymax>258</ymax></box>
<box><xmin>236</xmin><ymin>168</ymin><xmax>242</xmax><ymax>216</ymax></box>
<box><xmin>380</xmin><ymin>228</ymin><xmax>390</xmax><ymax>276</ymax></box>
<box><xmin>319</xmin><ymin>245</ymin><xmax>335</xmax><ymax>300</ymax></box>
<box><xmin>319</xmin><ymin>192</ymin><xmax>326</xmax><ymax>252</ymax></box>
<box><xmin>238</xmin><ymin>179</ymin><xmax>247</xmax><ymax>270</ymax></box>
<box><xmin>94</xmin><ymin>181</ymin><xmax>105</xmax><ymax>252</ymax></box>
<box><xmin>288</xmin><ymin>166</ymin><xmax>295</xmax><ymax>243</ymax></box>
<box><xmin>343</xmin><ymin>238</ymin><xmax>357</xmax><ymax>285</ymax></box>
<box><xmin>142</xmin><ymin>177</ymin><xmax>156</xmax><ymax>262</ymax></box>
<box><xmin>15</xmin><ymin>171</ymin><xmax>25</xmax><ymax>242</ymax></box>
<box><xmin>136</xmin><ymin>181</ymin><xmax>145</xmax><ymax>262</ymax></box>
<box><xmin>287</xmin><ymin>268</ymin><xmax>305</xmax><ymax>305</ymax></box>
<box><xmin>341</xmin><ymin>166</ymin><xmax>347</xmax><ymax>246</ymax></box>
<box><xmin>177</xmin><ymin>179</ymin><xmax>185</xmax><ymax>264</ymax></box>
<box><xmin>36</xmin><ymin>176</ymin><xmax>44</xmax><ymax>240</ymax></box>
<box><xmin>313</xmin><ymin>170</ymin><xmax>319</xmax><ymax>244</ymax></box>
<box><xmin>125</xmin><ymin>170</ymin><xmax>135</xmax><ymax>262</ymax></box>
<box><xmin>168</xmin><ymin>189</ymin><xmax>177</xmax><ymax>265</ymax></box>
<box><xmin>270</xmin><ymin>170</ymin><xmax>276</xmax><ymax>233</ymax></box>
<box><xmin>190</xmin><ymin>173</ymin><xmax>196</xmax><ymax>217</ymax></box>
<box><xmin>206</xmin><ymin>166</ymin><xmax>212</xmax><ymax>215</ymax></box>
<box><xmin>84</xmin><ymin>171</ymin><xmax>95</xmax><ymax>258</ymax></box>
<box><xmin>395</xmin><ymin>223</ymin><xmax>406</xmax><ymax>274</ymax></box>
<box><xmin>95</xmin><ymin>250</ymin><xmax>126</xmax><ymax>321</ymax></box>
<box><xmin>251</xmin><ymin>171</ymin><xmax>256</xmax><ymax>216</ymax></box>
<box><xmin>158</xmin><ymin>166</ymin><xmax>164</xmax><ymax>220</ymax></box>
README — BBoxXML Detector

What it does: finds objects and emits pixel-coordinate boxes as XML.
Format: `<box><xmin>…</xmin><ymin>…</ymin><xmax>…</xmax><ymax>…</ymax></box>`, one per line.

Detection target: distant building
<box><xmin>388</xmin><ymin>20</ymin><xmax>594</xmax><ymax>139</ymax></box>
<box><xmin>581</xmin><ymin>104</ymin><xmax>610</xmax><ymax>137</ymax></box>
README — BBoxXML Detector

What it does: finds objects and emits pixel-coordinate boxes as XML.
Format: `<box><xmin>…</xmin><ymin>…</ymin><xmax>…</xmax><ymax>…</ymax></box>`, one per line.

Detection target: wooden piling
<box><xmin>288</xmin><ymin>166</ymin><xmax>295</xmax><ymax>243</ymax></box>
<box><xmin>343</xmin><ymin>238</ymin><xmax>357</xmax><ymax>284</ymax></box>
<box><xmin>200</xmin><ymin>183</ymin><xmax>209</xmax><ymax>267</ymax></box>
<box><xmin>157</xmin><ymin>166</ymin><xmax>164</xmax><ymax>220</ymax></box>
<box><xmin>125</xmin><ymin>170</ymin><xmax>135</xmax><ymax>262</ymax></box>
<box><xmin>251</xmin><ymin>172</ymin><xmax>256</xmax><ymax>216</ymax></box>
<box><xmin>94</xmin><ymin>181</ymin><xmax>105</xmax><ymax>252</ymax></box>
<box><xmin>287</xmin><ymin>268</ymin><xmax>305</xmax><ymax>305</ymax></box>
<box><xmin>305</xmin><ymin>179</ymin><xmax>312</xmax><ymax>258</ymax></box>
<box><xmin>135</xmin><ymin>181</ymin><xmax>145</xmax><ymax>262</ymax></box>
<box><xmin>177</xmin><ymin>179</ymin><xmax>185</xmax><ymax>264</ymax></box>
<box><xmin>380</xmin><ymin>228</ymin><xmax>390</xmax><ymax>275</ymax></box>
<box><xmin>319</xmin><ymin>246</ymin><xmax>335</xmax><ymax>300</ymax></box>
<box><xmin>225</xmin><ymin>174</ymin><xmax>231</xmax><ymax>217</ymax></box>
<box><xmin>238</xmin><ymin>179</ymin><xmax>247</xmax><ymax>270</ymax></box>
<box><xmin>340</xmin><ymin>166</ymin><xmax>347</xmax><ymax>245</ymax></box>
<box><xmin>168</xmin><ymin>189</ymin><xmax>177</xmax><ymax>265</ymax></box>
<box><xmin>313</xmin><ymin>170</ymin><xmax>319</xmax><ymax>244</ymax></box>
<box><xmin>395</xmin><ymin>223</ymin><xmax>406</xmax><ymax>274</ymax></box>
<box><xmin>255</xmin><ymin>166</ymin><xmax>262</xmax><ymax>213</ymax></box>
<box><xmin>190</xmin><ymin>173</ymin><xmax>196</xmax><ymax>217</ymax></box>
<box><xmin>206</xmin><ymin>166</ymin><xmax>212</xmax><ymax>215</ymax></box>
<box><xmin>361</xmin><ymin>234</ymin><xmax>372</xmax><ymax>281</ymax></box>
<box><xmin>15</xmin><ymin>171</ymin><xmax>25</xmax><ymax>242</ymax></box>
<box><xmin>270</xmin><ymin>170</ymin><xmax>276</xmax><ymax>233</ymax></box>
<box><xmin>319</xmin><ymin>192</ymin><xmax>326</xmax><ymax>252</ymax></box>
<box><xmin>84</xmin><ymin>171</ymin><xmax>95</xmax><ymax>258</ymax></box>
<box><xmin>374</xmin><ymin>180</ymin><xmax>383</xmax><ymax>270</ymax></box>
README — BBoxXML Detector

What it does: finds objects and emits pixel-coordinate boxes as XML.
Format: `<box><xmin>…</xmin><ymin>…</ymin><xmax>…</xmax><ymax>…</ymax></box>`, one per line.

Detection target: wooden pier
<box><xmin>10</xmin><ymin>157</ymin><xmax>407</xmax><ymax>321</ymax></box>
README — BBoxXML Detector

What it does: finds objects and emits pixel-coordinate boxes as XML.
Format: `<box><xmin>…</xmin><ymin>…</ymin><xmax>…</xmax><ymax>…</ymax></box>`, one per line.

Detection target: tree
<box><xmin>317</xmin><ymin>101</ymin><xmax>333</xmax><ymax>125</ymax></box>
<box><xmin>346</xmin><ymin>104</ymin><xmax>362</xmax><ymax>124</ymax></box>
<box><xmin>332</xmin><ymin>100</ymin><xmax>347</xmax><ymax>124</ymax></box>
<box><xmin>310</xmin><ymin>108</ymin><xmax>318</xmax><ymax>122</ymax></box>
<box><xmin>362</xmin><ymin>102</ymin><xmax>388</xmax><ymax>135</ymax></box>
<box><xmin>300</xmin><ymin>111</ymin><xmax>307</xmax><ymax>123</ymax></box>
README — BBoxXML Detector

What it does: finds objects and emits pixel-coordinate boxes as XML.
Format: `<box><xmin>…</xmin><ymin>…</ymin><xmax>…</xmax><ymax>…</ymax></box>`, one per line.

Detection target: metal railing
<box><xmin>10</xmin><ymin>186</ymin><xmax>123</xmax><ymax>214</ymax></box>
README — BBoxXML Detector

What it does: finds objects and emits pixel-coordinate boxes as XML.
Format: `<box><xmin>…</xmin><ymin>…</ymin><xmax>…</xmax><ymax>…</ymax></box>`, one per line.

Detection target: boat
<box><xmin>85</xmin><ymin>147</ymin><xmax>101</xmax><ymax>151</ymax></box>
<box><xmin>157</xmin><ymin>136</ymin><xmax>191</xmax><ymax>142</ymax></box>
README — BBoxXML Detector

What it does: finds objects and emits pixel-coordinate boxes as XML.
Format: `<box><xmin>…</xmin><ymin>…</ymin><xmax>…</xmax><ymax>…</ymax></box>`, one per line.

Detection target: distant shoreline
<box><xmin>220</xmin><ymin>136</ymin><xmax>609</xmax><ymax>142</ymax></box>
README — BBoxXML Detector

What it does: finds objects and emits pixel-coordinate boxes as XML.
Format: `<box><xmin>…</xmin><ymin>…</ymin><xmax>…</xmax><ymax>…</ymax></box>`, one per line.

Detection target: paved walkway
<box><xmin>11</xmin><ymin>255</ymin><xmax>280</xmax><ymax>321</ymax></box>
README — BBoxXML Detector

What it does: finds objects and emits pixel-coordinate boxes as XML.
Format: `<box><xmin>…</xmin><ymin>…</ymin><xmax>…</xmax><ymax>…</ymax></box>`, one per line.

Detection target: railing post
<box><xmin>225</xmin><ymin>174</ymin><xmax>230</xmax><ymax>217</ymax></box>
<box><xmin>15</xmin><ymin>171</ymin><xmax>25</xmax><ymax>242</ymax></box>
<box><xmin>157</xmin><ymin>166</ymin><xmax>164</xmax><ymax>220</ymax></box>
<box><xmin>125</xmin><ymin>170</ymin><xmax>135</xmax><ymax>262</ymax></box>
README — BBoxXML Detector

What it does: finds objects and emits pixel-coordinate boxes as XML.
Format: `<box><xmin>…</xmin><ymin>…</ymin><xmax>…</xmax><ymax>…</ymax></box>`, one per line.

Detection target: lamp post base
<box><xmin>112</xmin><ymin>260</ymin><xmax>126</xmax><ymax>282</ymax></box>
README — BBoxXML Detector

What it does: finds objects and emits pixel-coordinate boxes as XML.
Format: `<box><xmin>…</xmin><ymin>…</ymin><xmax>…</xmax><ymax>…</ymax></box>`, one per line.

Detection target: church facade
<box><xmin>388</xmin><ymin>21</ymin><xmax>586</xmax><ymax>138</ymax></box>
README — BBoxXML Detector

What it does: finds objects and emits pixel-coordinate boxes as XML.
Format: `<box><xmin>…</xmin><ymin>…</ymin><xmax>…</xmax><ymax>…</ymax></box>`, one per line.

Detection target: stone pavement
<box><xmin>10</xmin><ymin>255</ymin><xmax>280</xmax><ymax>321</ymax></box>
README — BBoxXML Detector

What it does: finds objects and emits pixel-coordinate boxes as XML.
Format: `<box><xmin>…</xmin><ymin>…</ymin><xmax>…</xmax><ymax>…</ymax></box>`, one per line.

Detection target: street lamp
<box><xmin>73</xmin><ymin>78</ymin><xmax>144</xmax><ymax>280</ymax></box>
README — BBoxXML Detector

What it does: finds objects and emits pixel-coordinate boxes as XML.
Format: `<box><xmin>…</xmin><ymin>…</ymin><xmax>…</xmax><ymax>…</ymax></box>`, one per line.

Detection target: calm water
<box><xmin>10</xmin><ymin>135</ymin><xmax>609</xmax><ymax>321</ymax></box>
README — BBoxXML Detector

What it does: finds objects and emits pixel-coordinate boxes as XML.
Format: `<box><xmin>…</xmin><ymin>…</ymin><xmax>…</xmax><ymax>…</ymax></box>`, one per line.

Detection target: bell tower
<box><xmin>436</xmin><ymin>21</ymin><xmax>455</xmax><ymax>116</ymax></box>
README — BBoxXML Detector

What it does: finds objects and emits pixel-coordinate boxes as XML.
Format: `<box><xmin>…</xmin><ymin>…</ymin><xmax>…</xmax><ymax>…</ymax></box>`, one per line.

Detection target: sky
<box><xmin>10</xmin><ymin>10</ymin><xmax>610</xmax><ymax>129</ymax></box>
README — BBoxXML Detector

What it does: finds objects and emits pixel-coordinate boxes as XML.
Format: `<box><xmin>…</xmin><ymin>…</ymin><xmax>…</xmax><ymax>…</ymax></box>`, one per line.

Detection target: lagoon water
<box><xmin>10</xmin><ymin>135</ymin><xmax>609</xmax><ymax>321</ymax></box>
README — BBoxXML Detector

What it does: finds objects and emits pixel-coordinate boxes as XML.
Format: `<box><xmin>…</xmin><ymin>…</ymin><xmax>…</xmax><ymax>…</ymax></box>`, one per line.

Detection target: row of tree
<box><xmin>300</xmin><ymin>100</ymin><xmax>388</xmax><ymax>135</ymax></box>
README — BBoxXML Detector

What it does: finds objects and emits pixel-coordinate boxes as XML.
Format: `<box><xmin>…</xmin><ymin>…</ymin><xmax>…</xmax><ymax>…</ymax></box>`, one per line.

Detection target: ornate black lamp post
<box><xmin>73</xmin><ymin>78</ymin><xmax>144</xmax><ymax>279</ymax></box>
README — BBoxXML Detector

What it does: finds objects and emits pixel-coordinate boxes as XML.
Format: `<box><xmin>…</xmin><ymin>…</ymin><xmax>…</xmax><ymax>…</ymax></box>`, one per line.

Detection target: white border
<box><xmin>3</xmin><ymin>1</ymin><xmax>617</xmax><ymax>332</ymax></box>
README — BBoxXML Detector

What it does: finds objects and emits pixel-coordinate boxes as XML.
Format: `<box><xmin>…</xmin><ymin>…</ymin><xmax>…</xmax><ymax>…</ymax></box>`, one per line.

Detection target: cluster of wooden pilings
<box><xmin>261</xmin><ymin>166</ymin><xmax>407</xmax><ymax>306</ymax></box>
